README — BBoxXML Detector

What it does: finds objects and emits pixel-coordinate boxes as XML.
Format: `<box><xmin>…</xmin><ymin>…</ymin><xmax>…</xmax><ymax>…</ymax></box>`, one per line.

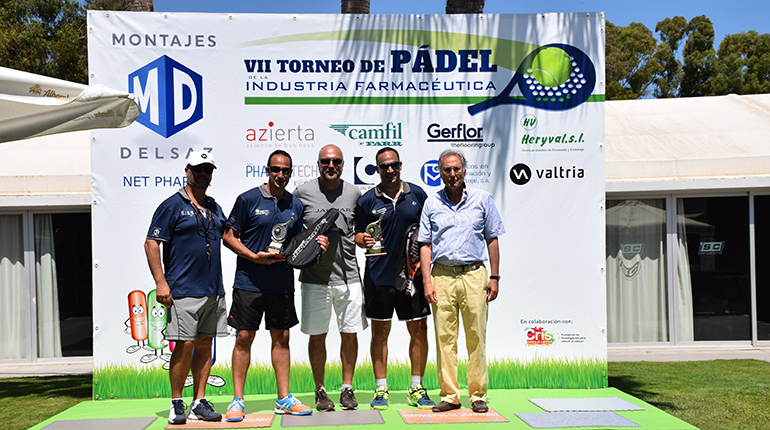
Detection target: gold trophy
<box><xmin>365</xmin><ymin>213</ymin><xmax>386</xmax><ymax>258</ymax></box>
<box><xmin>267</xmin><ymin>217</ymin><xmax>294</xmax><ymax>255</ymax></box>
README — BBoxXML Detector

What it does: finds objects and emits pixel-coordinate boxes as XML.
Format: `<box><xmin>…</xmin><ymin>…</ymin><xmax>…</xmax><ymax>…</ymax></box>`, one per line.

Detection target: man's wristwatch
<box><xmin>489</xmin><ymin>275</ymin><xmax>500</xmax><ymax>280</ymax></box>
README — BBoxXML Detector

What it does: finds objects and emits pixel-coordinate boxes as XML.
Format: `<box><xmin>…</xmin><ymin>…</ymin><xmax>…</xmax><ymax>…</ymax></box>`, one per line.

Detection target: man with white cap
<box><xmin>145</xmin><ymin>150</ymin><xmax>228</xmax><ymax>424</ymax></box>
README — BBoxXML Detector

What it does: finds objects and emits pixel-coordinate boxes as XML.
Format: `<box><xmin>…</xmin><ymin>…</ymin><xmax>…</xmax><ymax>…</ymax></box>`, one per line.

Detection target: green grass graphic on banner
<box><xmin>93</xmin><ymin>357</ymin><xmax>607</xmax><ymax>399</ymax></box>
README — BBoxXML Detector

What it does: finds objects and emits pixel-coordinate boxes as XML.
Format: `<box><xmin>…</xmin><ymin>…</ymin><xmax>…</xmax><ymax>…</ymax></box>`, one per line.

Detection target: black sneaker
<box><xmin>168</xmin><ymin>399</ymin><xmax>186</xmax><ymax>425</ymax></box>
<box><xmin>340</xmin><ymin>387</ymin><xmax>358</xmax><ymax>410</ymax></box>
<box><xmin>188</xmin><ymin>398</ymin><xmax>222</xmax><ymax>422</ymax></box>
<box><xmin>315</xmin><ymin>387</ymin><xmax>335</xmax><ymax>411</ymax></box>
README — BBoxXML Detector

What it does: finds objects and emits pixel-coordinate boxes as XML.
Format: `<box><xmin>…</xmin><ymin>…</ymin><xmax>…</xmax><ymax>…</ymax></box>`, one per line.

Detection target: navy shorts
<box><xmin>364</xmin><ymin>281</ymin><xmax>431</xmax><ymax>321</ymax></box>
<box><xmin>227</xmin><ymin>289</ymin><xmax>299</xmax><ymax>331</ymax></box>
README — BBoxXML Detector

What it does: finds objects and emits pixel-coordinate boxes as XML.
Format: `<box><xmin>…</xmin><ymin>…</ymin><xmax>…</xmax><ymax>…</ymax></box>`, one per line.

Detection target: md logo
<box><xmin>354</xmin><ymin>156</ymin><xmax>377</xmax><ymax>185</ymax></box>
<box><xmin>421</xmin><ymin>160</ymin><xmax>440</xmax><ymax>187</ymax></box>
<box><xmin>509</xmin><ymin>163</ymin><xmax>532</xmax><ymax>185</ymax></box>
<box><xmin>129</xmin><ymin>55</ymin><xmax>203</xmax><ymax>138</ymax></box>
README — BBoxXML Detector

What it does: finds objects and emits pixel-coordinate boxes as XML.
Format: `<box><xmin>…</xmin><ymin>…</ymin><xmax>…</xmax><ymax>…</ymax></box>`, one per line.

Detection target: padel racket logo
<box><xmin>468</xmin><ymin>43</ymin><xmax>597</xmax><ymax>115</ymax></box>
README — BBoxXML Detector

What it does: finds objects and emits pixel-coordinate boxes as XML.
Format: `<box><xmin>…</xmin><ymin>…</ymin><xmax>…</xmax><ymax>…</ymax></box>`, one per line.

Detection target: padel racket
<box><xmin>468</xmin><ymin>43</ymin><xmax>596</xmax><ymax>116</ymax></box>
<box><xmin>394</xmin><ymin>223</ymin><xmax>421</xmax><ymax>296</ymax></box>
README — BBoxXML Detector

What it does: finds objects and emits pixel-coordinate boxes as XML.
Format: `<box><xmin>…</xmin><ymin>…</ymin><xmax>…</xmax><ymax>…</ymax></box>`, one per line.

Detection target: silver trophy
<box><xmin>365</xmin><ymin>213</ymin><xmax>386</xmax><ymax>257</ymax></box>
<box><xmin>267</xmin><ymin>217</ymin><xmax>294</xmax><ymax>255</ymax></box>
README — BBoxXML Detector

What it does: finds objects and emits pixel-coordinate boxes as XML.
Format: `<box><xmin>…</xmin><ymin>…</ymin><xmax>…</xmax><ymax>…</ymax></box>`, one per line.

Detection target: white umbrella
<box><xmin>0</xmin><ymin>66</ymin><xmax>140</xmax><ymax>143</ymax></box>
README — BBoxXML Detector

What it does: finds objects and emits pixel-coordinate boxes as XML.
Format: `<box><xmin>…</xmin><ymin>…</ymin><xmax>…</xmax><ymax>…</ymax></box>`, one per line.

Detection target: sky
<box><xmin>148</xmin><ymin>0</ymin><xmax>770</xmax><ymax>50</ymax></box>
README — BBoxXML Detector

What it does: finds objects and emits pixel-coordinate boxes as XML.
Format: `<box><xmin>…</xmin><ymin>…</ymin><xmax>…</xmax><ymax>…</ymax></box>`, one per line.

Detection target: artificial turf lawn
<box><xmin>29</xmin><ymin>387</ymin><xmax>696</xmax><ymax>430</ymax></box>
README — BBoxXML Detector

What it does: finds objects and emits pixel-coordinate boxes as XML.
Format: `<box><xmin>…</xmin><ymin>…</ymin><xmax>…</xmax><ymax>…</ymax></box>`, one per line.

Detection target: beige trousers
<box><xmin>430</xmin><ymin>263</ymin><xmax>488</xmax><ymax>404</ymax></box>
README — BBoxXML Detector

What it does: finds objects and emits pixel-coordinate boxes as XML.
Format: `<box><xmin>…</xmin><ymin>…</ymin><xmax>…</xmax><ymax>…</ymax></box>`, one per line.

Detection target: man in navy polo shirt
<box><xmin>354</xmin><ymin>147</ymin><xmax>434</xmax><ymax>410</ymax></box>
<box><xmin>145</xmin><ymin>150</ymin><xmax>228</xmax><ymax>425</ymax></box>
<box><xmin>223</xmin><ymin>150</ymin><xmax>328</xmax><ymax>420</ymax></box>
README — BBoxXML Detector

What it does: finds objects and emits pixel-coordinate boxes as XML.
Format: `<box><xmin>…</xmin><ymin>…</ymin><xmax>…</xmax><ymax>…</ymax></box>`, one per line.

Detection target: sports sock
<box><xmin>411</xmin><ymin>375</ymin><xmax>422</xmax><ymax>389</ymax></box>
<box><xmin>375</xmin><ymin>378</ymin><xmax>387</xmax><ymax>390</ymax></box>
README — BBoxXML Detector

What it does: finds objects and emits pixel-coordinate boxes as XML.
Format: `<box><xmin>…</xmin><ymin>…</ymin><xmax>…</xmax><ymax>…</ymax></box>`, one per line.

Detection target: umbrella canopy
<box><xmin>0</xmin><ymin>66</ymin><xmax>140</xmax><ymax>143</ymax></box>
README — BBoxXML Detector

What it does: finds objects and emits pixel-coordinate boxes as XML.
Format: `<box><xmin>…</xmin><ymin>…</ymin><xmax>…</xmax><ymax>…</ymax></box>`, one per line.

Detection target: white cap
<box><xmin>187</xmin><ymin>150</ymin><xmax>216</xmax><ymax>168</ymax></box>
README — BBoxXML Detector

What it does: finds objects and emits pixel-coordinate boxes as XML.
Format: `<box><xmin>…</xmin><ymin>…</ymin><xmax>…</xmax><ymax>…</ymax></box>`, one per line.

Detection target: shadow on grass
<box><xmin>608</xmin><ymin>374</ymin><xmax>678</xmax><ymax>413</ymax></box>
<box><xmin>0</xmin><ymin>374</ymin><xmax>92</xmax><ymax>399</ymax></box>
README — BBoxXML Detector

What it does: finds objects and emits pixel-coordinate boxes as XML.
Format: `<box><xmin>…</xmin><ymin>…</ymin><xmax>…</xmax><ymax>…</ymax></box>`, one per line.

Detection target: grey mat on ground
<box><xmin>529</xmin><ymin>397</ymin><xmax>645</xmax><ymax>412</ymax></box>
<box><xmin>281</xmin><ymin>410</ymin><xmax>384</xmax><ymax>427</ymax></box>
<box><xmin>41</xmin><ymin>417</ymin><xmax>157</xmax><ymax>430</ymax></box>
<box><xmin>515</xmin><ymin>412</ymin><xmax>640</xmax><ymax>428</ymax></box>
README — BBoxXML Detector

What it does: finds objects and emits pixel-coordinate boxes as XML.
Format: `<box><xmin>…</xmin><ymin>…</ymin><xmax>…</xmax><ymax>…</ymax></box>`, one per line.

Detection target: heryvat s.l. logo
<box><xmin>129</xmin><ymin>55</ymin><xmax>203</xmax><ymax>138</ymax></box>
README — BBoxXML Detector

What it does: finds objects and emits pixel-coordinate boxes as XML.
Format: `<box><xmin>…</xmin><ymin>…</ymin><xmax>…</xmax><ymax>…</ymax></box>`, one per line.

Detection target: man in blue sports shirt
<box><xmin>222</xmin><ymin>150</ymin><xmax>328</xmax><ymax>419</ymax></box>
<box><xmin>419</xmin><ymin>149</ymin><xmax>505</xmax><ymax>414</ymax></box>
<box><xmin>354</xmin><ymin>147</ymin><xmax>435</xmax><ymax>410</ymax></box>
<box><xmin>145</xmin><ymin>150</ymin><xmax>227</xmax><ymax>425</ymax></box>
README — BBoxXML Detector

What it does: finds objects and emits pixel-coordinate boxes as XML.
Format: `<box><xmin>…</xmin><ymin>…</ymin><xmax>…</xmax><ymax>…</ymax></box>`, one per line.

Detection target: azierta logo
<box><xmin>129</xmin><ymin>55</ymin><xmax>203</xmax><ymax>138</ymax></box>
<box><xmin>330</xmin><ymin>122</ymin><xmax>402</xmax><ymax>146</ymax></box>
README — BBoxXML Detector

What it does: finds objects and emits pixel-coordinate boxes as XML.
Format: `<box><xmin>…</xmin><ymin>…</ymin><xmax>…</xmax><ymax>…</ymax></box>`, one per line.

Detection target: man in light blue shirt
<box><xmin>418</xmin><ymin>149</ymin><xmax>505</xmax><ymax>414</ymax></box>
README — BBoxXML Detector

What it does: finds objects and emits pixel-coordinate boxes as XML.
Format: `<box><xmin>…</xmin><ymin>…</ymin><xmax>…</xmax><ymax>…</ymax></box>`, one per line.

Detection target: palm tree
<box><xmin>446</xmin><ymin>0</ymin><xmax>484</xmax><ymax>13</ymax></box>
<box><xmin>341</xmin><ymin>0</ymin><xmax>370</xmax><ymax>14</ymax></box>
<box><xmin>122</xmin><ymin>0</ymin><xmax>153</xmax><ymax>11</ymax></box>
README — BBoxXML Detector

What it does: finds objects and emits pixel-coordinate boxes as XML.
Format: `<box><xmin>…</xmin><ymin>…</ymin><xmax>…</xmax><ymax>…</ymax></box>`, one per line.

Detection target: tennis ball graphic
<box><xmin>530</xmin><ymin>47</ymin><xmax>572</xmax><ymax>88</ymax></box>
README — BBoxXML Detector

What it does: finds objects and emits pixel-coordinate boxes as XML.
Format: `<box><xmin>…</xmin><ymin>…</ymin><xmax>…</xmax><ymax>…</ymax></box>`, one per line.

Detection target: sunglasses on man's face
<box><xmin>319</xmin><ymin>158</ymin><xmax>343</xmax><ymax>166</ymax></box>
<box><xmin>189</xmin><ymin>164</ymin><xmax>214</xmax><ymax>174</ymax></box>
<box><xmin>378</xmin><ymin>161</ymin><xmax>401</xmax><ymax>171</ymax></box>
<box><xmin>268</xmin><ymin>166</ymin><xmax>293</xmax><ymax>175</ymax></box>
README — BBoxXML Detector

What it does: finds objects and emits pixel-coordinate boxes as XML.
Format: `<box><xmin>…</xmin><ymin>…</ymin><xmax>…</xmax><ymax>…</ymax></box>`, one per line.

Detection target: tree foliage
<box><xmin>0</xmin><ymin>0</ymin><xmax>88</xmax><ymax>83</ymax></box>
<box><xmin>605</xmin><ymin>21</ymin><xmax>660</xmax><ymax>100</ymax></box>
<box><xmin>607</xmin><ymin>15</ymin><xmax>769</xmax><ymax>99</ymax></box>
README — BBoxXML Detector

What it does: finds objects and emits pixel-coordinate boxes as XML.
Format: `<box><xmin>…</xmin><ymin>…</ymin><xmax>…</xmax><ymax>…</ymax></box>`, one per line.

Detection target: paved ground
<box><xmin>3</xmin><ymin>346</ymin><xmax>770</xmax><ymax>378</ymax></box>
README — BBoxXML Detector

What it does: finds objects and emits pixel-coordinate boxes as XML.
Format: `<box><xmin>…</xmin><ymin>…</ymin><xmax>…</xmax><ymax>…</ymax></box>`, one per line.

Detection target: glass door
<box><xmin>677</xmin><ymin>197</ymin><xmax>751</xmax><ymax>341</ymax></box>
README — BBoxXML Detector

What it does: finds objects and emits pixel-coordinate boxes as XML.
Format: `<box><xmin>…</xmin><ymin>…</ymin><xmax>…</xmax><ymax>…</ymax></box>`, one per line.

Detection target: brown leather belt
<box><xmin>435</xmin><ymin>262</ymin><xmax>483</xmax><ymax>273</ymax></box>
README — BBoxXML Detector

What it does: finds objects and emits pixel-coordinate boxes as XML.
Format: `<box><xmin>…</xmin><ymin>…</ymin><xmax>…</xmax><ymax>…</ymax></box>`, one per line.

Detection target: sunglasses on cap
<box><xmin>268</xmin><ymin>166</ymin><xmax>293</xmax><ymax>175</ymax></box>
<box><xmin>188</xmin><ymin>164</ymin><xmax>214</xmax><ymax>174</ymax></box>
<box><xmin>319</xmin><ymin>158</ymin><xmax>343</xmax><ymax>166</ymax></box>
<box><xmin>378</xmin><ymin>161</ymin><xmax>401</xmax><ymax>171</ymax></box>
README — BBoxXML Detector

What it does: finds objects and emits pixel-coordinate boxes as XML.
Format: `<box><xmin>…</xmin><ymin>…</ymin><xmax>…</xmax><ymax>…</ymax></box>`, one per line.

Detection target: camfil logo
<box><xmin>129</xmin><ymin>55</ymin><xmax>203</xmax><ymax>138</ymax></box>
<box><xmin>421</xmin><ymin>160</ymin><xmax>441</xmax><ymax>187</ymax></box>
<box><xmin>330</xmin><ymin>122</ymin><xmax>402</xmax><ymax>146</ymax></box>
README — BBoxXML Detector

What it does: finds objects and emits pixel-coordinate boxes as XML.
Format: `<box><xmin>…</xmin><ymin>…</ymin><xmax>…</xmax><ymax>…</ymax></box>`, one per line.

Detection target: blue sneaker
<box><xmin>188</xmin><ymin>398</ymin><xmax>222</xmax><ymax>422</ymax></box>
<box><xmin>226</xmin><ymin>397</ymin><xmax>245</xmax><ymax>422</ymax></box>
<box><xmin>370</xmin><ymin>387</ymin><xmax>389</xmax><ymax>410</ymax></box>
<box><xmin>407</xmin><ymin>385</ymin><xmax>436</xmax><ymax>409</ymax></box>
<box><xmin>275</xmin><ymin>394</ymin><xmax>312</xmax><ymax>415</ymax></box>
<box><xmin>168</xmin><ymin>399</ymin><xmax>186</xmax><ymax>425</ymax></box>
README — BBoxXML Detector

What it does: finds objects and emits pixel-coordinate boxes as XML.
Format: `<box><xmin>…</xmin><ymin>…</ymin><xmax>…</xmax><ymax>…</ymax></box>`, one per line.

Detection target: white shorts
<box><xmin>300</xmin><ymin>282</ymin><xmax>368</xmax><ymax>335</ymax></box>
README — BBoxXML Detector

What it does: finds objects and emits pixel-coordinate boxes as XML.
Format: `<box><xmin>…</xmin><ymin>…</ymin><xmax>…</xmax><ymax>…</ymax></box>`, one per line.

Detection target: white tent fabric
<box><xmin>606</xmin><ymin>94</ymin><xmax>770</xmax><ymax>182</ymax></box>
<box><xmin>0</xmin><ymin>66</ymin><xmax>139</xmax><ymax>143</ymax></box>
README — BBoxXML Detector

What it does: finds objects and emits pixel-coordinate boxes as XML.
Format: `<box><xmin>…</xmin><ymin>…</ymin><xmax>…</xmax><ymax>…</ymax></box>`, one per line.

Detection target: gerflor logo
<box><xmin>129</xmin><ymin>55</ymin><xmax>203</xmax><ymax>138</ymax></box>
<box><xmin>509</xmin><ymin>163</ymin><xmax>584</xmax><ymax>185</ymax></box>
<box><xmin>330</xmin><ymin>122</ymin><xmax>402</xmax><ymax>146</ymax></box>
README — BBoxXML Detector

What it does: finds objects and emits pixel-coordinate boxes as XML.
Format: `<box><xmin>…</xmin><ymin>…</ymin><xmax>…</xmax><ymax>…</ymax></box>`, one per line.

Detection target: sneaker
<box><xmin>370</xmin><ymin>386</ymin><xmax>389</xmax><ymax>410</ymax></box>
<box><xmin>432</xmin><ymin>401</ymin><xmax>461</xmax><ymax>413</ymax></box>
<box><xmin>168</xmin><ymin>399</ymin><xmax>186</xmax><ymax>425</ymax></box>
<box><xmin>225</xmin><ymin>397</ymin><xmax>245</xmax><ymax>422</ymax></box>
<box><xmin>340</xmin><ymin>387</ymin><xmax>358</xmax><ymax>410</ymax></box>
<box><xmin>188</xmin><ymin>398</ymin><xmax>222</xmax><ymax>422</ymax></box>
<box><xmin>471</xmin><ymin>400</ymin><xmax>489</xmax><ymax>413</ymax></box>
<box><xmin>315</xmin><ymin>387</ymin><xmax>335</xmax><ymax>411</ymax></box>
<box><xmin>407</xmin><ymin>385</ymin><xmax>436</xmax><ymax>410</ymax></box>
<box><xmin>275</xmin><ymin>394</ymin><xmax>312</xmax><ymax>416</ymax></box>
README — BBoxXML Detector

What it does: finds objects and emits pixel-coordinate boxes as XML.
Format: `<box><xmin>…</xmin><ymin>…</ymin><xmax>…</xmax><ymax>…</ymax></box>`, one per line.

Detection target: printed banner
<box><xmin>88</xmin><ymin>11</ymin><xmax>606</xmax><ymax>398</ymax></box>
